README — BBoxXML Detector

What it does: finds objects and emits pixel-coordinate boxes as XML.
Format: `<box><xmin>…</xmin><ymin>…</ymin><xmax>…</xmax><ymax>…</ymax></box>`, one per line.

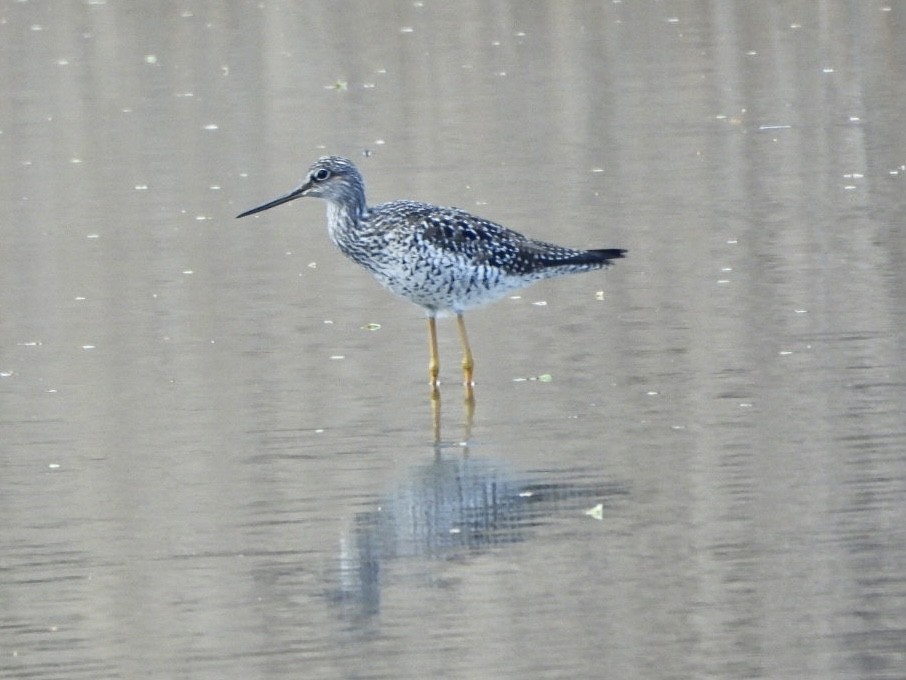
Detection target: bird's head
<box><xmin>236</xmin><ymin>156</ymin><xmax>365</xmax><ymax>218</ymax></box>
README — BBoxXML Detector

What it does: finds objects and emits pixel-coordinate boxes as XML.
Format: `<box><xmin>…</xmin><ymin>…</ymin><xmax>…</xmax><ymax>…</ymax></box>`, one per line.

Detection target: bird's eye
<box><xmin>313</xmin><ymin>168</ymin><xmax>331</xmax><ymax>182</ymax></box>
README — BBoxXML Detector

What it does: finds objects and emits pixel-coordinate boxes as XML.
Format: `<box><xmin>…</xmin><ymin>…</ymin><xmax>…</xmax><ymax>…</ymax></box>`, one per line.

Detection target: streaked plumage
<box><xmin>237</xmin><ymin>156</ymin><xmax>626</xmax><ymax>388</ymax></box>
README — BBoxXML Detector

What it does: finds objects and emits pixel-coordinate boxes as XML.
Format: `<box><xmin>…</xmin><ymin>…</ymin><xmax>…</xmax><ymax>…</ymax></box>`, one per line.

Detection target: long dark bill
<box><xmin>236</xmin><ymin>183</ymin><xmax>309</xmax><ymax>219</ymax></box>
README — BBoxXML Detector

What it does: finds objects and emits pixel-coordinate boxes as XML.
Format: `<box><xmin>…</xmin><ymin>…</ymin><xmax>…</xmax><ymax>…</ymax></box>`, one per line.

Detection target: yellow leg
<box><xmin>456</xmin><ymin>313</ymin><xmax>475</xmax><ymax>387</ymax></box>
<box><xmin>427</xmin><ymin>316</ymin><xmax>440</xmax><ymax>386</ymax></box>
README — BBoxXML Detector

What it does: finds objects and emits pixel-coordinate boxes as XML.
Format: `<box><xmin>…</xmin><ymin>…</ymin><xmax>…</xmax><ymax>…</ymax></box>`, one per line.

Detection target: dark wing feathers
<box><xmin>376</xmin><ymin>201</ymin><xmax>623</xmax><ymax>272</ymax></box>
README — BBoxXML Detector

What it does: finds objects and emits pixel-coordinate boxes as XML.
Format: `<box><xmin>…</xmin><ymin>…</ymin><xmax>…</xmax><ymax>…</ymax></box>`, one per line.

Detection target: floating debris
<box><xmin>584</xmin><ymin>504</ymin><xmax>604</xmax><ymax>521</ymax></box>
<box><xmin>513</xmin><ymin>373</ymin><xmax>553</xmax><ymax>383</ymax></box>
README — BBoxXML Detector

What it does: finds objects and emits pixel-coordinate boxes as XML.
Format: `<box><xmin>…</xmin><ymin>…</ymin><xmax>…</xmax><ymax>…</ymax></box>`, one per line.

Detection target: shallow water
<box><xmin>2</xmin><ymin>2</ymin><xmax>905</xmax><ymax>679</ymax></box>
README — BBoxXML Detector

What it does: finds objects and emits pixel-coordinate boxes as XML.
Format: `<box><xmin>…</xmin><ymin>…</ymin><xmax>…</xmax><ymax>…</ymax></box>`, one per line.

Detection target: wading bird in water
<box><xmin>237</xmin><ymin>156</ymin><xmax>625</xmax><ymax>391</ymax></box>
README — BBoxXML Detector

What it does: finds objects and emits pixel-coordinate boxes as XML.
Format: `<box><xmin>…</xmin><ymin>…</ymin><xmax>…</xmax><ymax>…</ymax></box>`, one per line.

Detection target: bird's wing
<box><xmin>372</xmin><ymin>201</ymin><xmax>619</xmax><ymax>272</ymax></box>
<box><xmin>377</xmin><ymin>201</ymin><xmax>536</xmax><ymax>267</ymax></box>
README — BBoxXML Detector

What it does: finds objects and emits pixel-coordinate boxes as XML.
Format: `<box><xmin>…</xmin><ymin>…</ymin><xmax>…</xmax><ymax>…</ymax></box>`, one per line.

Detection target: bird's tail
<box><xmin>555</xmin><ymin>248</ymin><xmax>627</xmax><ymax>267</ymax></box>
<box><xmin>588</xmin><ymin>248</ymin><xmax>627</xmax><ymax>263</ymax></box>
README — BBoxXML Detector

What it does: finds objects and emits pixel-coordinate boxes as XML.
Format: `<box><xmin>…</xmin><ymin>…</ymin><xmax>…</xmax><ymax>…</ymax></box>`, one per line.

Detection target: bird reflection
<box><xmin>327</xmin><ymin>389</ymin><xmax>625</xmax><ymax>623</ymax></box>
<box><xmin>430</xmin><ymin>383</ymin><xmax>474</xmax><ymax>448</ymax></box>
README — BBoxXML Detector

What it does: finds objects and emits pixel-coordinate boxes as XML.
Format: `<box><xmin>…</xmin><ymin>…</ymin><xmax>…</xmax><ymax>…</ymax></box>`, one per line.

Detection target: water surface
<box><xmin>2</xmin><ymin>2</ymin><xmax>905</xmax><ymax>678</ymax></box>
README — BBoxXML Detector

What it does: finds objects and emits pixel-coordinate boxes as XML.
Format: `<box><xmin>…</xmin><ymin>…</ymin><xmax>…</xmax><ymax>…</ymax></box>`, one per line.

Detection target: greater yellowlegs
<box><xmin>237</xmin><ymin>156</ymin><xmax>625</xmax><ymax>388</ymax></box>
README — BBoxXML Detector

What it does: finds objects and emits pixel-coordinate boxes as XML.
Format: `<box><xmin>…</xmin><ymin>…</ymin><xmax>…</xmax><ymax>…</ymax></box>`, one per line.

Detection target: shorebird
<box><xmin>237</xmin><ymin>156</ymin><xmax>625</xmax><ymax>388</ymax></box>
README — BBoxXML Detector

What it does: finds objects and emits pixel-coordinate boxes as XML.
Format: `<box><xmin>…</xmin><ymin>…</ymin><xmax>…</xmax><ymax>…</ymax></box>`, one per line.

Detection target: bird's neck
<box><xmin>326</xmin><ymin>198</ymin><xmax>367</xmax><ymax>246</ymax></box>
